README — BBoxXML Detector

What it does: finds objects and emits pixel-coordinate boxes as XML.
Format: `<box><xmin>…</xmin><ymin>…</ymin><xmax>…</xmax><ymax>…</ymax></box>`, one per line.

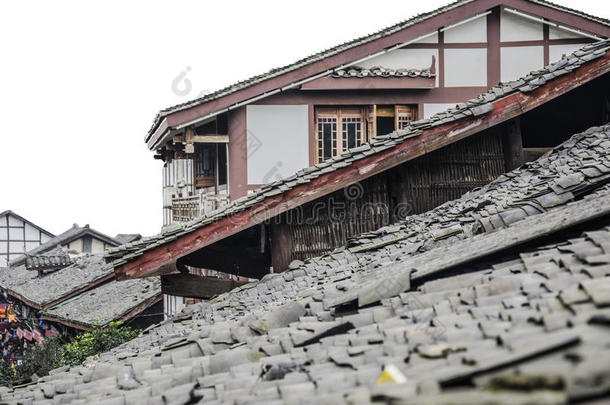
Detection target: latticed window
<box><xmin>317</xmin><ymin>117</ymin><xmax>337</xmax><ymax>162</ymax></box>
<box><xmin>315</xmin><ymin>105</ymin><xmax>416</xmax><ymax>163</ymax></box>
<box><xmin>396</xmin><ymin>105</ymin><xmax>416</xmax><ymax>130</ymax></box>
<box><xmin>342</xmin><ymin>117</ymin><xmax>362</xmax><ymax>150</ymax></box>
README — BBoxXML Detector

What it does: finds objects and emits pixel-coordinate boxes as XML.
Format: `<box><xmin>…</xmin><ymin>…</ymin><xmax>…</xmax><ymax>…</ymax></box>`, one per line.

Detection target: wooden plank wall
<box><xmin>275</xmin><ymin>129</ymin><xmax>506</xmax><ymax>268</ymax></box>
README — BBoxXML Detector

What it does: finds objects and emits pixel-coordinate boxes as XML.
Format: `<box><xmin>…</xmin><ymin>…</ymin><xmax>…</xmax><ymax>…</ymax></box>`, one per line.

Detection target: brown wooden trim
<box><xmin>301</xmin><ymin>76</ymin><xmax>435</xmax><ymax>90</ymax></box>
<box><xmin>119</xmin><ymin>52</ymin><xmax>610</xmax><ymax>280</ymax></box>
<box><xmin>488</xmin><ymin>7</ymin><xmax>501</xmax><ymax>87</ymax></box>
<box><xmin>543</xmin><ymin>22</ymin><xmax>550</xmax><ymax>66</ymax></box>
<box><xmin>41</xmin><ymin>315</ymin><xmax>94</xmax><ymax>332</ymax></box>
<box><xmin>438</xmin><ymin>30</ymin><xmax>445</xmax><ymax>88</ymax></box>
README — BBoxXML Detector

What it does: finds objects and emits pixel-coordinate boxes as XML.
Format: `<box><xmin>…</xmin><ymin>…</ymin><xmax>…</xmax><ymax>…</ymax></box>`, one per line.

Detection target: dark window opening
<box><xmin>520</xmin><ymin>74</ymin><xmax>610</xmax><ymax>148</ymax></box>
<box><xmin>82</xmin><ymin>236</ymin><xmax>92</xmax><ymax>253</ymax></box>
<box><xmin>376</xmin><ymin>116</ymin><xmax>395</xmax><ymax>136</ymax></box>
<box><xmin>194</xmin><ymin>143</ymin><xmax>228</xmax><ymax>189</ymax></box>
<box><xmin>194</xmin><ymin>113</ymin><xmax>228</xmax><ymax>135</ymax></box>
<box><xmin>317</xmin><ymin>118</ymin><xmax>336</xmax><ymax>161</ymax></box>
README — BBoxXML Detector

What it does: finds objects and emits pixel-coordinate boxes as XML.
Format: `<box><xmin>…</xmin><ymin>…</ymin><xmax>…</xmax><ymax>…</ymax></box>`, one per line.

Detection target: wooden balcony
<box><xmin>171</xmin><ymin>189</ymin><xmax>230</xmax><ymax>223</ymax></box>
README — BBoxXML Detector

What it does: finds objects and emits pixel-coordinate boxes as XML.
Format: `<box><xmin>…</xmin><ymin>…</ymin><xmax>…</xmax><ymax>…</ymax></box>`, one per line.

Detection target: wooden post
<box><xmin>271</xmin><ymin>222</ymin><xmax>293</xmax><ymax>273</ymax></box>
<box><xmin>503</xmin><ymin>117</ymin><xmax>524</xmax><ymax>171</ymax></box>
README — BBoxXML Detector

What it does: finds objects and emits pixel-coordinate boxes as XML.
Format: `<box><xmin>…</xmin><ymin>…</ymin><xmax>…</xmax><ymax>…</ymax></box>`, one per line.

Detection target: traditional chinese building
<box><xmin>149</xmin><ymin>0</ymin><xmax>609</xmax><ymax>228</ymax></box>
<box><xmin>0</xmin><ymin>211</ymin><xmax>54</xmax><ymax>268</ymax></box>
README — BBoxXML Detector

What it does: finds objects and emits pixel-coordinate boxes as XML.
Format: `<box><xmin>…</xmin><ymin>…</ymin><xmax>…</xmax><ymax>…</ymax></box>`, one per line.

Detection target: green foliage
<box><xmin>0</xmin><ymin>321</ymin><xmax>140</xmax><ymax>386</ymax></box>
<box><xmin>61</xmin><ymin>321</ymin><xmax>139</xmax><ymax>366</ymax></box>
<box><xmin>19</xmin><ymin>336</ymin><xmax>64</xmax><ymax>379</ymax></box>
<box><xmin>0</xmin><ymin>359</ymin><xmax>16</xmax><ymax>386</ymax></box>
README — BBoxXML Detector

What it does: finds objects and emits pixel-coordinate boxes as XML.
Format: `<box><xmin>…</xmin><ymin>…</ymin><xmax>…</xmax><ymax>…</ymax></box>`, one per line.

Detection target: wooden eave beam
<box><xmin>119</xmin><ymin>53</ymin><xmax>610</xmax><ymax>280</ymax></box>
<box><xmin>146</xmin><ymin>0</ymin><xmax>610</xmax><ymax>150</ymax></box>
<box><xmin>41</xmin><ymin>315</ymin><xmax>94</xmax><ymax>332</ymax></box>
<box><xmin>161</xmin><ymin>274</ymin><xmax>248</xmax><ymax>299</ymax></box>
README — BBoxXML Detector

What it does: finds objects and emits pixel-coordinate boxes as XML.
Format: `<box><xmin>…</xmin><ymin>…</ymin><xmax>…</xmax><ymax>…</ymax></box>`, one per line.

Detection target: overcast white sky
<box><xmin>1</xmin><ymin>0</ymin><xmax>608</xmax><ymax>237</ymax></box>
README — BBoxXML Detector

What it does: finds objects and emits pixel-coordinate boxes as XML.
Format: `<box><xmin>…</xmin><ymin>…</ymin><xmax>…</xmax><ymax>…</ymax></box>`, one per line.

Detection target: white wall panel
<box><xmin>549</xmin><ymin>44</ymin><xmax>589</xmax><ymax>63</ymax></box>
<box><xmin>359</xmin><ymin>49</ymin><xmax>439</xmax><ymax>86</ymax></box>
<box><xmin>246</xmin><ymin>105</ymin><xmax>309</xmax><ymax>185</ymax></box>
<box><xmin>24</xmin><ymin>223</ymin><xmax>39</xmax><ymax>240</ymax></box>
<box><xmin>0</xmin><ymin>227</ymin><xmax>7</xmax><ymax>240</ymax></box>
<box><xmin>7</xmin><ymin>215</ymin><xmax>22</xmax><ymax>227</ymax></box>
<box><xmin>501</xmin><ymin>9</ymin><xmax>543</xmax><ymax>41</ymax></box>
<box><xmin>423</xmin><ymin>103</ymin><xmax>456</xmax><ymax>119</ymax></box>
<box><xmin>444</xmin><ymin>17</ymin><xmax>487</xmax><ymax>43</ymax></box>
<box><xmin>444</xmin><ymin>48</ymin><xmax>487</xmax><ymax>87</ymax></box>
<box><xmin>8</xmin><ymin>227</ymin><xmax>23</xmax><ymax>240</ymax></box>
<box><xmin>0</xmin><ymin>257</ymin><xmax>6</xmax><ymax>267</ymax></box>
<box><xmin>549</xmin><ymin>26</ymin><xmax>588</xmax><ymax>40</ymax></box>
<box><xmin>41</xmin><ymin>234</ymin><xmax>52</xmax><ymax>243</ymax></box>
<box><xmin>501</xmin><ymin>46</ymin><xmax>544</xmax><ymax>82</ymax></box>
<box><xmin>25</xmin><ymin>241</ymin><xmax>39</xmax><ymax>251</ymax></box>
<box><xmin>9</xmin><ymin>241</ymin><xmax>24</xmax><ymax>253</ymax></box>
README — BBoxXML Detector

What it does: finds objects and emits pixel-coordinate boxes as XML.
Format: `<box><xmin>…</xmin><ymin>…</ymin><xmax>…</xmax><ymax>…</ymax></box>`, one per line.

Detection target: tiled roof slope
<box><xmin>11</xmin><ymin>224</ymin><xmax>120</xmax><ymax>268</ymax></box>
<box><xmin>108</xmin><ymin>40</ymin><xmax>610</xmax><ymax>270</ymax></box>
<box><xmin>0</xmin><ymin>254</ymin><xmax>113</xmax><ymax>309</ymax></box>
<box><xmin>42</xmin><ymin>278</ymin><xmax>161</xmax><ymax>329</ymax></box>
<box><xmin>148</xmin><ymin>0</ymin><xmax>610</xmax><ymax>137</ymax></box>
<box><xmin>4</xmin><ymin>127</ymin><xmax>610</xmax><ymax>403</ymax></box>
<box><xmin>331</xmin><ymin>66</ymin><xmax>435</xmax><ymax>78</ymax></box>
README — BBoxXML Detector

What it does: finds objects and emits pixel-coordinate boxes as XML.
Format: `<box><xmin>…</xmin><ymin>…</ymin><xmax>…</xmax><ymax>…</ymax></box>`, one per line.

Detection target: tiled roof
<box><xmin>0</xmin><ymin>254</ymin><xmax>113</xmax><ymax>309</ymax></box>
<box><xmin>42</xmin><ymin>278</ymin><xmax>161</xmax><ymax>329</ymax></box>
<box><xmin>331</xmin><ymin>66</ymin><xmax>435</xmax><ymax>78</ymax></box>
<box><xmin>4</xmin><ymin>125</ymin><xmax>610</xmax><ymax>403</ymax></box>
<box><xmin>147</xmin><ymin>0</ymin><xmax>610</xmax><ymax>138</ymax></box>
<box><xmin>107</xmin><ymin>40</ymin><xmax>610</xmax><ymax>270</ymax></box>
<box><xmin>25</xmin><ymin>252</ymin><xmax>74</xmax><ymax>271</ymax></box>
<box><xmin>11</xmin><ymin>224</ymin><xmax>120</xmax><ymax>268</ymax></box>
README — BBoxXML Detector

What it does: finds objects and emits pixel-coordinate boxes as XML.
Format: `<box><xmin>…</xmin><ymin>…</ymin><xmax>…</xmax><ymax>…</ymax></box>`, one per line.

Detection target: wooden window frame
<box><xmin>315</xmin><ymin>105</ymin><xmax>417</xmax><ymax>163</ymax></box>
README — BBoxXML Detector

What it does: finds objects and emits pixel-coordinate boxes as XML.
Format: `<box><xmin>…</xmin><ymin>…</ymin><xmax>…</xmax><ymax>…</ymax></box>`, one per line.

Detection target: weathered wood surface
<box><xmin>161</xmin><ymin>274</ymin><xmax>249</xmax><ymax>299</ymax></box>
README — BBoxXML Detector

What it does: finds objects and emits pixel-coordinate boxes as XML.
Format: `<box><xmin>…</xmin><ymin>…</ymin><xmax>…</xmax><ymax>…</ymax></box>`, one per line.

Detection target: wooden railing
<box><xmin>171</xmin><ymin>191</ymin><xmax>230</xmax><ymax>223</ymax></box>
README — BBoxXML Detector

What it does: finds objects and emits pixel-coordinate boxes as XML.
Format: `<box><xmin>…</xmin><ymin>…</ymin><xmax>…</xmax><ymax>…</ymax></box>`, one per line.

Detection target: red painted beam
<box><xmin>119</xmin><ymin>52</ymin><xmax>610</xmax><ymax>280</ymax></box>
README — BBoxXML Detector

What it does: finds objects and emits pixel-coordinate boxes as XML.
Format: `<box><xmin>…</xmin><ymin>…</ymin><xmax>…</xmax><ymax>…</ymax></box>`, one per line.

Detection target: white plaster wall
<box><xmin>444</xmin><ymin>48</ymin><xmax>487</xmax><ymax>87</ymax></box>
<box><xmin>549</xmin><ymin>26</ymin><xmax>588</xmax><ymax>40</ymax></box>
<box><xmin>7</xmin><ymin>216</ymin><xmax>22</xmax><ymax>227</ymax></box>
<box><xmin>549</xmin><ymin>44</ymin><xmax>589</xmax><ymax>63</ymax></box>
<box><xmin>359</xmin><ymin>49</ymin><xmax>439</xmax><ymax>86</ymax></box>
<box><xmin>92</xmin><ymin>238</ymin><xmax>105</xmax><ymax>253</ymax></box>
<box><xmin>423</xmin><ymin>103</ymin><xmax>456</xmax><ymax>119</ymax></box>
<box><xmin>24</xmin><ymin>223</ymin><xmax>39</xmax><ymax>240</ymax></box>
<box><xmin>500</xmin><ymin>9</ymin><xmax>543</xmax><ymax>41</ymax></box>
<box><xmin>501</xmin><ymin>46</ymin><xmax>544</xmax><ymax>82</ymax></box>
<box><xmin>246</xmin><ymin>105</ymin><xmax>309</xmax><ymax>185</ymax></box>
<box><xmin>444</xmin><ymin>16</ymin><xmax>487</xmax><ymax>43</ymax></box>
<box><xmin>69</xmin><ymin>238</ymin><xmax>83</xmax><ymax>252</ymax></box>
